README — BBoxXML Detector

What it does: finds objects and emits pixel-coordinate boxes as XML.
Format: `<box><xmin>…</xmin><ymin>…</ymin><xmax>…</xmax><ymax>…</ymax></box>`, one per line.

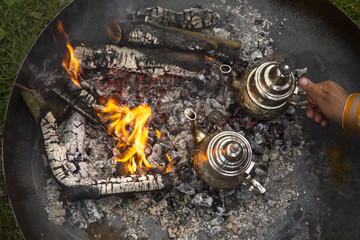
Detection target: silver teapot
<box><xmin>221</xmin><ymin>61</ymin><xmax>307</xmax><ymax>120</ymax></box>
<box><xmin>185</xmin><ymin>108</ymin><xmax>266</xmax><ymax>194</ymax></box>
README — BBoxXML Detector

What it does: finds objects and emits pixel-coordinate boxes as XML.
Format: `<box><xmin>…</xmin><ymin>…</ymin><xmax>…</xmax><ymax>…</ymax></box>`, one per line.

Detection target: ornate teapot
<box><xmin>184</xmin><ymin>108</ymin><xmax>266</xmax><ymax>194</ymax></box>
<box><xmin>221</xmin><ymin>61</ymin><xmax>307</xmax><ymax>120</ymax></box>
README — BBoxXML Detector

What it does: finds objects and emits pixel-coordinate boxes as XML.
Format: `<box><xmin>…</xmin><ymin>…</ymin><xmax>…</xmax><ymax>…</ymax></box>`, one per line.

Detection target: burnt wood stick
<box><xmin>132</xmin><ymin>6</ymin><xmax>220</xmax><ymax>30</ymax></box>
<box><xmin>51</xmin><ymin>83</ymin><xmax>104</xmax><ymax>127</ymax></box>
<box><xmin>74</xmin><ymin>45</ymin><xmax>206</xmax><ymax>78</ymax></box>
<box><xmin>40</xmin><ymin>111</ymin><xmax>173</xmax><ymax>201</ymax></box>
<box><xmin>107</xmin><ymin>21</ymin><xmax>241</xmax><ymax>61</ymax></box>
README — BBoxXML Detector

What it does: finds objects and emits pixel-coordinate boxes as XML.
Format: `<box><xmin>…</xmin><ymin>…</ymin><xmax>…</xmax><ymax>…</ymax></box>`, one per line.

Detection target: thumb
<box><xmin>299</xmin><ymin>78</ymin><xmax>324</xmax><ymax>102</ymax></box>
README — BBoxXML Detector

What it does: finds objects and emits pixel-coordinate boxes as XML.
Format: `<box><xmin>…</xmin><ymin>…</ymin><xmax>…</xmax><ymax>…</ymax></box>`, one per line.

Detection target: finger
<box><xmin>321</xmin><ymin>118</ymin><xmax>328</xmax><ymax>127</ymax></box>
<box><xmin>314</xmin><ymin>110</ymin><xmax>323</xmax><ymax>123</ymax></box>
<box><xmin>307</xmin><ymin>105</ymin><xmax>315</xmax><ymax>119</ymax></box>
<box><xmin>299</xmin><ymin>78</ymin><xmax>325</xmax><ymax>104</ymax></box>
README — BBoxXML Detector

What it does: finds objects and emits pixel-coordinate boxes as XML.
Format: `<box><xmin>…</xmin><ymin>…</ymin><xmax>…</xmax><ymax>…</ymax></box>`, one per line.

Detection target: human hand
<box><xmin>299</xmin><ymin>78</ymin><xmax>349</xmax><ymax>127</ymax></box>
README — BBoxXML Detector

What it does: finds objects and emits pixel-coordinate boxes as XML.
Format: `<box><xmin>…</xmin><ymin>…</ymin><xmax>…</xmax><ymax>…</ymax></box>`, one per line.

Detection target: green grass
<box><xmin>0</xmin><ymin>0</ymin><xmax>71</xmax><ymax>238</ymax></box>
<box><xmin>0</xmin><ymin>0</ymin><xmax>359</xmax><ymax>239</ymax></box>
<box><xmin>331</xmin><ymin>0</ymin><xmax>360</xmax><ymax>26</ymax></box>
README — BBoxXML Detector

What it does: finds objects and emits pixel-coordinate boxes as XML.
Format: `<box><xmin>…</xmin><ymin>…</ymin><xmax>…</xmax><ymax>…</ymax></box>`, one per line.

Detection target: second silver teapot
<box><xmin>185</xmin><ymin>109</ymin><xmax>266</xmax><ymax>195</ymax></box>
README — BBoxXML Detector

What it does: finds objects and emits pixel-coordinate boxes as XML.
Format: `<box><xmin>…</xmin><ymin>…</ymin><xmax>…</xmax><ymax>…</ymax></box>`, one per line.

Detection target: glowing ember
<box><xmin>57</xmin><ymin>21</ymin><xmax>81</xmax><ymax>87</ymax></box>
<box><xmin>97</xmin><ymin>99</ymin><xmax>152</xmax><ymax>174</ymax></box>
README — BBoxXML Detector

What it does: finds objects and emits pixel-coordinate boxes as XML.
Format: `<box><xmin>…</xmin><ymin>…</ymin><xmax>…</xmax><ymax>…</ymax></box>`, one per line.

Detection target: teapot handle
<box><xmin>290</xmin><ymin>81</ymin><xmax>308</xmax><ymax>106</ymax></box>
<box><xmin>242</xmin><ymin>174</ymin><xmax>266</xmax><ymax>195</ymax></box>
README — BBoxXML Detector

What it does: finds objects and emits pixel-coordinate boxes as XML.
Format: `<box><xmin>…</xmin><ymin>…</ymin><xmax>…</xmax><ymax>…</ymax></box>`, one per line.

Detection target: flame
<box><xmin>165</xmin><ymin>153</ymin><xmax>172</xmax><ymax>162</ymax></box>
<box><xmin>57</xmin><ymin>21</ymin><xmax>81</xmax><ymax>87</ymax></box>
<box><xmin>97</xmin><ymin>99</ymin><xmax>152</xmax><ymax>174</ymax></box>
<box><xmin>205</xmin><ymin>56</ymin><xmax>214</xmax><ymax>62</ymax></box>
<box><xmin>155</xmin><ymin>129</ymin><xmax>162</xmax><ymax>139</ymax></box>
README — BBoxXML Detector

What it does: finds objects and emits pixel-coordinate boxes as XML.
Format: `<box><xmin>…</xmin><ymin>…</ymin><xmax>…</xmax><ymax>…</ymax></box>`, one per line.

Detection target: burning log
<box><xmin>20</xmin><ymin>88</ymin><xmax>174</xmax><ymax>201</ymax></box>
<box><xmin>74</xmin><ymin>45</ymin><xmax>206</xmax><ymax>77</ymax></box>
<box><xmin>132</xmin><ymin>6</ymin><xmax>220</xmax><ymax>30</ymax></box>
<box><xmin>107</xmin><ymin>21</ymin><xmax>241</xmax><ymax>61</ymax></box>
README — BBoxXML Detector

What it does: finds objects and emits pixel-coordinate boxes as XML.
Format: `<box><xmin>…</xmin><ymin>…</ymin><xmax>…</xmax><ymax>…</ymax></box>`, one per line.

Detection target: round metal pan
<box><xmin>3</xmin><ymin>0</ymin><xmax>360</xmax><ymax>239</ymax></box>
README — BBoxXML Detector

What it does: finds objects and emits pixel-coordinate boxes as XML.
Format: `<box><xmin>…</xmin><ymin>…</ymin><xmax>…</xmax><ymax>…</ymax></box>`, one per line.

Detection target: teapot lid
<box><xmin>247</xmin><ymin>61</ymin><xmax>296</xmax><ymax>110</ymax></box>
<box><xmin>207</xmin><ymin>131</ymin><xmax>253</xmax><ymax>177</ymax></box>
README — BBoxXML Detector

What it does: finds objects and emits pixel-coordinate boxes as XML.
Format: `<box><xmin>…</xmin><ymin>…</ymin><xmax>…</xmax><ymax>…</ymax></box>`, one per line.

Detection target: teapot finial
<box><xmin>184</xmin><ymin>109</ymin><xmax>207</xmax><ymax>143</ymax></box>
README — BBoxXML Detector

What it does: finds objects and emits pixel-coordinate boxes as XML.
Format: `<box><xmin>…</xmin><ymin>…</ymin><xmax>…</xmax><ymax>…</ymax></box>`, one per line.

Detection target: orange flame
<box><xmin>57</xmin><ymin>21</ymin><xmax>81</xmax><ymax>87</ymax></box>
<box><xmin>165</xmin><ymin>153</ymin><xmax>172</xmax><ymax>162</ymax></box>
<box><xmin>205</xmin><ymin>56</ymin><xmax>214</xmax><ymax>61</ymax></box>
<box><xmin>155</xmin><ymin>129</ymin><xmax>162</xmax><ymax>139</ymax></box>
<box><xmin>97</xmin><ymin>99</ymin><xmax>152</xmax><ymax>174</ymax></box>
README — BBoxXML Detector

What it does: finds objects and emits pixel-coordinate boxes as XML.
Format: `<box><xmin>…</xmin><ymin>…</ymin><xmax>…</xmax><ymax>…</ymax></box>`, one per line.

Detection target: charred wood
<box><xmin>107</xmin><ymin>21</ymin><xmax>241</xmax><ymax>61</ymax></box>
<box><xmin>74</xmin><ymin>45</ymin><xmax>206</xmax><ymax>78</ymax></box>
<box><xmin>40</xmin><ymin>111</ymin><xmax>173</xmax><ymax>201</ymax></box>
<box><xmin>51</xmin><ymin>83</ymin><xmax>103</xmax><ymax>127</ymax></box>
<box><xmin>132</xmin><ymin>7</ymin><xmax>220</xmax><ymax>30</ymax></box>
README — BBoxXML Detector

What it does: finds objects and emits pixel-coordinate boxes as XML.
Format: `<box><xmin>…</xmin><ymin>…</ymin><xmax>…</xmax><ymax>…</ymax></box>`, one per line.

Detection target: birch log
<box><xmin>132</xmin><ymin>6</ymin><xmax>220</xmax><ymax>30</ymax></box>
<box><xmin>107</xmin><ymin>21</ymin><xmax>241</xmax><ymax>61</ymax></box>
<box><xmin>74</xmin><ymin>44</ymin><xmax>206</xmax><ymax>78</ymax></box>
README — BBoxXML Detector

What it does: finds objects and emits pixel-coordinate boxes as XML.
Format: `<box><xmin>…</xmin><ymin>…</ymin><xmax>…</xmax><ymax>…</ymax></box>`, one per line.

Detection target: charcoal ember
<box><xmin>194</xmin><ymin>77</ymin><xmax>206</xmax><ymax>90</ymax></box>
<box><xmin>250</xmin><ymin>49</ymin><xmax>263</xmax><ymax>60</ymax></box>
<box><xmin>254</xmin><ymin>165</ymin><xmax>267</xmax><ymax>176</ymax></box>
<box><xmin>286</xmin><ymin>105</ymin><xmax>296</xmax><ymax>115</ymax></box>
<box><xmin>224</xmin><ymin>89</ymin><xmax>236</xmax><ymax>109</ymax></box>
<box><xmin>67</xmin><ymin>201</ymin><xmax>88</xmax><ymax>229</ymax></box>
<box><xmin>210</xmin><ymin>216</ymin><xmax>225</xmax><ymax>226</ymax></box>
<box><xmin>204</xmin><ymin>225</ymin><xmax>222</xmax><ymax>237</ymax></box>
<box><xmin>293</xmin><ymin>67</ymin><xmax>308</xmax><ymax>78</ymax></box>
<box><xmin>207</xmin><ymin>108</ymin><xmax>230</xmax><ymax>125</ymax></box>
<box><xmin>274</xmin><ymin>139</ymin><xmax>284</xmax><ymax>146</ymax></box>
<box><xmin>280</xmin><ymin>144</ymin><xmax>292</xmax><ymax>155</ymax></box>
<box><xmin>268</xmin><ymin>148</ymin><xmax>280</xmax><ymax>161</ymax></box>
<box><xmin>191</xmin><ymin>193</ymin><xmax>213</xmax><ymax>208</ymax></box>
<box><xmin>254</xmin><ymin>133</ymin><xmax>265</xmax><ymax>145</ymax></box>
<box><xmin>67</xmin><ymin>200</ymin><xmax>103</xmax><ymax>229</ymax></box>
<box><xmin>175</xmin><ymin>183</ymin><xmax>196</xmax><ymax>195</ymax></box>
<box><xmin>170</xmin><ymin>130</ymin><xmax>194</xmax><ymax>151</ymax></box>
<box><xmin>171</xmin><ymin>102</ymin><xmax>185</xmax><ymax>116</ymax></box>
<box><xmin>146</xmin><ymin>143</ymin><xmax>165</xmax><ymax>167</ymax></box>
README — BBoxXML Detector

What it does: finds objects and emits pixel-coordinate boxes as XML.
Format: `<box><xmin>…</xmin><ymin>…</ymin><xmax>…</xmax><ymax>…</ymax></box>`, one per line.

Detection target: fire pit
<box><xmin>3</xmin><ymin>0</ymin><xmax>360</xmax><ymax>239</ymax></box>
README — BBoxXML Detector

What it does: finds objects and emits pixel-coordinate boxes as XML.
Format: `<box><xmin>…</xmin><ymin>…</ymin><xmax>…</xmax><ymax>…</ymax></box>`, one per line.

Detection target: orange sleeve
<box><xmin>342</xmin><ymin>93</ymin><xmax>360</xmax><ymax>137</ymax></box>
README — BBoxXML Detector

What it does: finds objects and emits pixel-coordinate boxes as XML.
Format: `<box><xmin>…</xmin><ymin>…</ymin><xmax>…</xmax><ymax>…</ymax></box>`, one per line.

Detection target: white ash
<box><xmin>44</xmin><ymin>177</ymin><xmax>66</xmax><ymax>226</ymax></box>
<box><xmin>209</xmin><ymin>0</ymin><xmax>274</xmax><ymax>58</ymax></box>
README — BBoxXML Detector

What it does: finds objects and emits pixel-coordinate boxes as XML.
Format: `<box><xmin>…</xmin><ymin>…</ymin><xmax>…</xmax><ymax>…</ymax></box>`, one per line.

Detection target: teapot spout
<box><xmin>220</xmin><ymin>64</ymin><xmax>241</xmax><ymax>90</ymax></box>
<box><xmin>184</xmin><ymin>109</ymin><xmax>207</xmax><ymax>143</ymax></box>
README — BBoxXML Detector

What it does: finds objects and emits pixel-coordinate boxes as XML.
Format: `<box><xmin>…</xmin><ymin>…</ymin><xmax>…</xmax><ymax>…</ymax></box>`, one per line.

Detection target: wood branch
<box><xmin>132</xmin><ymin>6</ymin><xmax>220</xmax><ymax>30</ymax></box>
<box><xmin>107</xmin><ymin>21</ymin><xmax>241</xmax><ymax>61</ymax></box>
<box><xmin>74</xmin><ymin>45</ymin><xmax>206</xmax><ymax>78</ymax></box>
<box><xmin>19</xmin><ymin>87</ymin><xmax>49</xmax><ymax>124</ymax></box>
<box><xmin>40</xmin><ymin>111</ymin><xmax>174</xmax><ymax>201</ymax></box>
<box><xmin>51</xmin><ymin>83</ymin><xmax>104</xmax><ymax>127</ymax></box>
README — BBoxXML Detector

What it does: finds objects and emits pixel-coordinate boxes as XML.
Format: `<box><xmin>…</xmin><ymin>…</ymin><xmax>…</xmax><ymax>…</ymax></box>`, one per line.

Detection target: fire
<box><xmin>97</xmin><ymin>99</ymin><xmax>152</xmax><ymax>174</ymax></box>
<box><xmin>205</xmin><ymin>56</ymin><xmax>214</xmax><ymax>62</ymax></box>
<box><xmin>57</xmin><ymin>21</ymin><xmax>81</xmax><ymax>87</ymax></box>
<box><xmin>155</xmin><ymin>129</ymin><xmax>162</xmax><ymax>139</ymax></box>
<box><xmin>165</xmin><ymin>153</ymin><xmax>172</xmax><ymax>162</ymax></box>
